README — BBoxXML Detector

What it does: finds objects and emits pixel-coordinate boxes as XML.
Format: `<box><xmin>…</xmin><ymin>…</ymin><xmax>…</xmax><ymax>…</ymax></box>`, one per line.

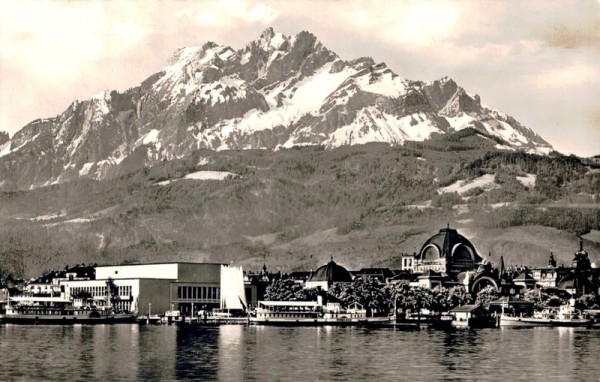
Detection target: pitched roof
<box><xmin>450</xmin><ymin>304</ymin><xmax>480</xmax><ymax>312</ymax></box>
<box><xmin>513</xmin><ymin>272</ymin><xmax>536</xmax><ymax>281</ymax></box>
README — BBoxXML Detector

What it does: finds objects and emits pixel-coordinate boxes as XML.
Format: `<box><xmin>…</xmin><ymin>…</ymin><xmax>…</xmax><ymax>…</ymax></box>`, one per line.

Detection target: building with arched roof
<box><xmin>401</xmin><ymin>226</ymin><xmax>501</xmax><ymax>294</ymax></box>
<box><xmin>416</xmin><ymin>226</ymin><xmax>484</xmax><ymax>275</ymax></box>
<box><xmin>305</xmin><ymin>259</ymin><xmax>353</xmax><ymax>291</ymax></box>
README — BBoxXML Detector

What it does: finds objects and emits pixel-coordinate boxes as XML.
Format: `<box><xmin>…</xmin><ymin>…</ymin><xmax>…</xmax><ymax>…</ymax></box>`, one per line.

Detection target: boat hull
<box><xmin>500</xmin><ymin>315</ymin><xmax>593</xmax><ymax>327</ymax></box>
<box><xmin>249</xmin><ymin>316</ymin><xmax>392</xmax><ymax>326</ymax></box>
<box><xmin>1</xmin><ymin>314</ymin><xmax>136</xmax><ymax>325</ymax></box>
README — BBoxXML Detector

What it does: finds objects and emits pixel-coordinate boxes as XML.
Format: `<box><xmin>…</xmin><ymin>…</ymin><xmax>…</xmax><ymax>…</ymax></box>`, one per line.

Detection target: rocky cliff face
<box><xmin>0</xmin><ymin>27</ymin><xmax>553</xmax><ymax>190</ymax></box>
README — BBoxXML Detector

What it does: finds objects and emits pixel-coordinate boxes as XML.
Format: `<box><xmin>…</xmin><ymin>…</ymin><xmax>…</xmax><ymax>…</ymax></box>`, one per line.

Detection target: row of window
<box><xmin>71</xmin><ymin>286</ymin><xmax>106</xmax><ymax>297</ymax></box>
<box><xmin>118</xmin><ymin>286</ymin><xmax>132</xmax><ymax>296</ymax></box>
<box><xmin>177</xmin><ymin>286</ymin><xmax>219</xmax><ymax>301</ymax></box>
<box><xmin>258</xmin><ymin>313</ymin><xmax>319</xmax><ymax>319</ymax></box>
<box><xmin>70</xmin><ymin>285</ymin><xmax>132</xmax><ymax>298</ymax></box>
<box><xmin>113</xmin><ymin>300</ymin><xmax>132</xmax><ymax>313</ymax></box>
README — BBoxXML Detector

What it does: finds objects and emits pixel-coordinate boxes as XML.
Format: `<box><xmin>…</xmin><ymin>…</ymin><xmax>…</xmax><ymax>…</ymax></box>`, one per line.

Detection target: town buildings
<box><xmin>6</xmin><ymin>228</ymin><xmax>598</xmax><ymax>319</ymax></box>
<box><xmin>59</xmin><ymin>262</ymin><xmax>247</xmax><ymax>315</ymax></box>
<box><xmin>520</xmin><ymin>240</ymin><xmax>600</xmax><ymax>297</ymax></box>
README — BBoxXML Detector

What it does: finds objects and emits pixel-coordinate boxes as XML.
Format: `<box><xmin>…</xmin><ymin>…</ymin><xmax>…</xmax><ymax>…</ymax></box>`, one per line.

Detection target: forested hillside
<box><xmin>0</xmin><ymin>133</ymin><xmax>598</xmax><ymax>279</ymax></box>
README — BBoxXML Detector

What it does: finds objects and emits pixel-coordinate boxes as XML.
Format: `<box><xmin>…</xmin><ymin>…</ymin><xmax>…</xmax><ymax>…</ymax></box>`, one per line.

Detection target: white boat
<box><xmin>500</xmin><ymin>302</ymin><xmax>593</xmax><ymax>327</ymax></box>
<box><xmin>2</xmin><ymin>296</ymin><xmax>135</xmax><ymax>324</ymax></box>
<box><xmin>249</xmin><ymin>300</ymin><xmax>392</xmax><ymax>326</ymax></box>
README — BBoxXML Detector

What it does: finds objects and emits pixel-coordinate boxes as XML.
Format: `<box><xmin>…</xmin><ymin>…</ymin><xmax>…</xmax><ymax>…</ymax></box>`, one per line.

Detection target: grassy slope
<box><xmin>0</xmin><ymin>131</ymin><xmax>598</xmax><ymax>278</ymax></box>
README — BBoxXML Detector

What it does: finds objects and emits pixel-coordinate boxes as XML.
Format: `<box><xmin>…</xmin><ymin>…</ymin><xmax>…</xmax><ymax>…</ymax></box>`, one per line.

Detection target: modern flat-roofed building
<box><xmin>61</xmin><ymin>262</ymin><xmax>246</xmax><ymax>316</ymax></box>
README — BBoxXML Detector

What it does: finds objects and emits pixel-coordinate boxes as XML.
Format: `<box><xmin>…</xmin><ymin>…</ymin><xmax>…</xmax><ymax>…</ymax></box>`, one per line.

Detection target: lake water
<box><xmin>0</xmin><ymin>324</ymin><xmax>599</xmax><ymax>381</ymax></box>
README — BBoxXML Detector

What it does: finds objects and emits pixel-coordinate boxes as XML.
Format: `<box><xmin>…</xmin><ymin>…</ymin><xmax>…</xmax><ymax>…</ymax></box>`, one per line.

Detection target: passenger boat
<box><xmin>249</xmin><ymin>300</ymin><xmax>392</xmax><ymax>326</ymax></box>
<box><xmin>499</xmin><ymin>303</ymin><xmax>593</xmax><ymax>327</ymax></box>
<box><xmin>1</xmin><ymin>296</ymin><xmax>135</xmax><ymax>324</ymax></box>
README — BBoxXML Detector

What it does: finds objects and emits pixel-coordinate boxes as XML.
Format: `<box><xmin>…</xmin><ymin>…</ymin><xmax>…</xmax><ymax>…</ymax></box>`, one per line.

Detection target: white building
<box><xmin>61</xmin><ymin>262</ymin><xmax>247</xmax><ymax>316</ymax></box>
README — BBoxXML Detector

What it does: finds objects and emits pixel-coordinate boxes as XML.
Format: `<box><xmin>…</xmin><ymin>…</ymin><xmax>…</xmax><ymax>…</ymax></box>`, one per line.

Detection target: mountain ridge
<box><xmin>0</xmin><ymin>27</ymin><xmax>552</xmax><ymax>191</ymax></box>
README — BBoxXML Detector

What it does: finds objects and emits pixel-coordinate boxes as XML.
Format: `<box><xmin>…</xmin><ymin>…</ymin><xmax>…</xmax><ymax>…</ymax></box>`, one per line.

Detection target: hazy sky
<box><xmin>1</xmin><ymin>0</ymin><xmax>598</xmax><ymax>156</ymax></box>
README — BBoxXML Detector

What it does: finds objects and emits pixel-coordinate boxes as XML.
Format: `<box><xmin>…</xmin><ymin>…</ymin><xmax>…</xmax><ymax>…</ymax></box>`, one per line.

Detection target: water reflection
<box><xmin>217</xmin><ymin>325</ymin><xmax>244</xmax><ymax>381</ymax></box>
<box><xmin>138</xmin><ymin>325</ymin><xmax>177</xmax><ymax>380</ymax></box>
<box><xmin>0</xmin><ymin>325</ymin><xmax>599</xmax><ymax>381</ymax></box>
<box><xmin>174</xmin><ymin>327</ymin><xmax>219</xmax><ymax>380</ymax></box>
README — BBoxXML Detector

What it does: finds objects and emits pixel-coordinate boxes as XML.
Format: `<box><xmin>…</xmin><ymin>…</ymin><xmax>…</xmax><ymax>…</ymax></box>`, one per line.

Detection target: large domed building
<box><xmin>416</xmin><ymin>226</ymin><xmax>484</xmax><ymax>275</ymax></box>
<box><xmin>409</xmin><ymin>226</ymin><xmax>499</xmax><ymax>294</ymax></box>
<box><xmin>305</xmin><ymin>259</ymin><xmax>353</xmax><ymax>291</ymax></box>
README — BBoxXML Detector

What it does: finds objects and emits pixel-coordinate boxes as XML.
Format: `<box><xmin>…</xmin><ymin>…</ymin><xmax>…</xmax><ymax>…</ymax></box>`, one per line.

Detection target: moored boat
<box><xmin>2</xmin><ymin>305</ymin><xmax>136</xmax><ymax>324</ymax></box>
<box><xmin>2</xmin><ymin>296</ymin><xmax>135</xmax><ymax>325</ymax></box>
<box><xmin>500</xmin><ymin>303</ymin><xmax>593</xmax><ymax>328</ymax></box>
<box><xmin>249</xmin><ymin>300</ymin><xmax>392</xmax><ymax>326</ymax></box>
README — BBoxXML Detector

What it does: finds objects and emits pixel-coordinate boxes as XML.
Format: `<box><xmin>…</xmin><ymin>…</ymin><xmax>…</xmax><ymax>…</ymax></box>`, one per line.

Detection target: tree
<box><xmin>264</xmin><ymin>279</ymin><xmax>318</xmax><ymax>301</ymax></box>
<box><xmin>401</xmin><ymin>287</ymin><xmax>432</xmax><ymax>321</ymax></box>
<box><xmin>329</xmin><ymin>276</ymin><xmax>390</xmax><ymax>316</ymax></box>
<box><xmin>447</xmin><ymin>286</ymin><xmax>472</xmax><ymax>309</ymax></box>
<box><xmin>475</xmin><ymin>285</ymin><xmax>499</xmax><ymax>309</ymax></box>
<box><xmin>525</xmin><ymin>288</ymin><xmax>569</xmax><ymax>309</ymax></box>
<box><xmin>430</xmin><ymin>286</ymin><xmax>449</xmax><ymax>316</ymax></box>
<box><xmin>384</xmin><ymin>282</ymin><xmax>411</xmax><ymax>318</ymax></box>
<box><xmin>106</xmin><ymin>277</ymin><xmax>120</xmax><ymax>309</ymax></box>
<box><xmin>574</xmin><ymin>294</ymin><xmax>599</xmax><ymax>310</ymax></box>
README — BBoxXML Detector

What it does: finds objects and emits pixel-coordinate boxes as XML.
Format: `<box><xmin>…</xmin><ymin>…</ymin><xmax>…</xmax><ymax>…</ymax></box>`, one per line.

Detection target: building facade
<box><xmin>62</xmin><ymin>262</ymin><xmax>247</xmax><ymax>315</ymax></box>
<box><xmin>415</xmin><ymin>227</ymin><xmax>484</xmax><ymax>276</ymax></box>
<box><xmin>528</xmin><ymin>240</ymin><xmax>599</xmax><ymax>297</ymax></box>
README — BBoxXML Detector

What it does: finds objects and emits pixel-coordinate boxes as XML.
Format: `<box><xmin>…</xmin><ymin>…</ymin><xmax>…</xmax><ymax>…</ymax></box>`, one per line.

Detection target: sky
<box><xmin>0</xmin><ymin>0</ymin><xmax>598</xmax><ymax>156</ymax></box>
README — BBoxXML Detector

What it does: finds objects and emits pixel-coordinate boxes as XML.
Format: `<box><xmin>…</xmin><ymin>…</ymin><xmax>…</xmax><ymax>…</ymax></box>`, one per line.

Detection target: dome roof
<box><xmin>418</xmin><ymin>227</ymin><xmax>482</xmax><ymax>263</ymax></box>
<box><xmin>308</xmin><ymin>260</ymin><xmax>352</xmax><ymax>283</ymax></box>
<box><xmin>557</xmin><ymin>273</ymin><xmax>593</xmax><ymax>291</ymax></box>
<box><xmin>572</xmin><ymin>238</ymin><xmax>591</xmax><ymax>269</ymax></box>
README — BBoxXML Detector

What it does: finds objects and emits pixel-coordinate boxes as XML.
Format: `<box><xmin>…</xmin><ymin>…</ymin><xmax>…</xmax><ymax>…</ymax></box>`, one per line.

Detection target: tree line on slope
<box><xmin>0</xmin><ymin>144</ymin><xmax>598</xmax><ymax>278</ymax></box>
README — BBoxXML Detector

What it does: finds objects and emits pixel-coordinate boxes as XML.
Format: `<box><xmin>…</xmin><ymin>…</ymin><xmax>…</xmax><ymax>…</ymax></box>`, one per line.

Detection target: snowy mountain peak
<box><xmin>0</xmin><ymin>28</ymin><xmax>554</xmax><ymax>190</ymax></box>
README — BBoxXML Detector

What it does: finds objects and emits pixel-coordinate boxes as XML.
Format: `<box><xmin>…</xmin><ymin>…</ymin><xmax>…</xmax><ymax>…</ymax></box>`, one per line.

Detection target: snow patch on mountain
<box><xmin>289</xmin><ymin>64</ymin><xmax>356</xmax><ymax>112</ymax></box>
<box><xmin>516</xmin><ymin>174</ymin><xmax>536</xmax><ymax>188</ymax></box>
<box><xmin>197</xmin><ymin>77</ymin><xmax>248</xmax><ymax>106</ymax></box>
<box><xmin>438</xmin><ymin>174</ymin><xmax>499</xmax><ymax>195</ymax></box>
<box><xmin>197</xmin><ymin>62</ymin><xmax>356</xmax><ymax>148</ymax></box>
<box><xmin>142</xmin><ymin>129</ymin><xmax>161</xmax><ymax>145</ymax></box>
<box><xmin>354</xmin><ymin>67</ymin><xmax>409</xmax><ymax>98</ymax></box>
<box><xmin>482</xmin><ymin>120</ymin><xmax>528</xmax><ymax>146</ymax></box>
<box><xmin>0</xmin><ymin>141</ymin><xmax>12</xmax><ymax>157</ymax></box>
<box><xmin>325</xmin><ymin>109</ymin><xmax>442</xmax><ymax>147</ymax></box>
<box><xmin>156</xmin><ymin>170</ymin><xmax>236</xmax><ymax>185</ymax></box>
<box><xmin>79</xmin><ymin>162</ymin><xmax>94</xmax><ymax>176</ymax></box>
<box><xmin>444</xmin><ymin>113</ymin><xmax>477</xmax><ymax>130</ymax></box>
